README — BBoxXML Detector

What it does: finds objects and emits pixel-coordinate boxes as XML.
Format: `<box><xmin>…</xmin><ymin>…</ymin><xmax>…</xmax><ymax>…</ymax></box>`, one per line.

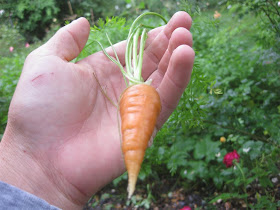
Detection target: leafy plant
<box><xmin>3</xmin><ymin>0</ymin><xmax>59</xmax><ymax>42</ymax></box>
<box><xmin>0</xmin><ymin>56</ymin><xmax>24</xmax><ymax>136</ymax></box>
<box><xmin>0</xmin><ymin>24</ymin><xmax>25</xmax><ymax>57</ymax></box>
<box><xmin>228</xmin><ymin>0</ymin><xmax>280</xmax><ymax>36</ymax></box>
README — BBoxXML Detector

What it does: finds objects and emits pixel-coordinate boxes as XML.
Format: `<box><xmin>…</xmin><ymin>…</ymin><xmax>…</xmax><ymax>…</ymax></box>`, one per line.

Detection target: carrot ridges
<box><xmin>120</xmin><ymin>84</ymin><xmax>161</xmax><ymax>198</ymax></box>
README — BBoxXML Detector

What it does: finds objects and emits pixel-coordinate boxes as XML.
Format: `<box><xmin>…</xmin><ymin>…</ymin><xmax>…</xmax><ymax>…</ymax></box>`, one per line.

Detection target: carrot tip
<box><xmin>128</xmin><ymin>189</ymin><xmax>134</xmax><ymax>200</ymax></box>
<box><xmin>127</xmin><ymin>180</ymin><xmax>136</xmax><ymax>199</ymax></box>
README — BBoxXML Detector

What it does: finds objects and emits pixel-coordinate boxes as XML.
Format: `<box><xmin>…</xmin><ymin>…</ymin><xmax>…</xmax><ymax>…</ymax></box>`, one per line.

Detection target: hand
<box><xmin>0</xmin><ymin>12</ymin><xmax>194</xmax><ymax>209</ymax></box>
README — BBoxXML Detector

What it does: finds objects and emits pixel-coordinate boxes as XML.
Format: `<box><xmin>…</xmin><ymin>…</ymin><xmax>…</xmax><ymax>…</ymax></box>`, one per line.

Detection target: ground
<box><xmin>83</xmin><ymin>175</ymin><xmax>280</xmax><ymax>209</ymax></box>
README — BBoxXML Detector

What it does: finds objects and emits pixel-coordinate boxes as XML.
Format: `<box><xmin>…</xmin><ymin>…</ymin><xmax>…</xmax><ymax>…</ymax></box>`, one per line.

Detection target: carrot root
<box><xmin>120</xmin><ymin>84</ymin><xmax>161</xmax><ymax>198</ymax></box>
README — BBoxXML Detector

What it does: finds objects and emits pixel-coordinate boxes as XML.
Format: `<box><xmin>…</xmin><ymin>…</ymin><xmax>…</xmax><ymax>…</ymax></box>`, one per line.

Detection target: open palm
<box><xmin>4</xmin><ymin>12</ymin><xmax>194</xmax><ymax>208</ymax></box>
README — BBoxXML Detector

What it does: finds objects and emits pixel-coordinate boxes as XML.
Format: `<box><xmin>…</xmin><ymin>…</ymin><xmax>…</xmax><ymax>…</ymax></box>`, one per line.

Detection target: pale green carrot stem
<box><xmin>125</xmin><ymin>24</ymin><xmax>142</xmax><ymax>77</ymax></box>
<box><xmin>133</xmin><ymin>28</ymin><xmax>141</xmax><ymax>78</ymax></box>
<box><xmin>128</xmin><ymin>12</ymin><xmax>167</xmax><ymax>38</ymax></box>
<box><xmin>127</xmin><ymin>40</ymin><xmax>133</xmax><ymax>76</ymax></box>
<box><xmin>136</xmin><ymin>28</ymin><xmax>147</xmax><ymax>81</ymax></box>
<box><xmin>94</xmin><ymin>40</ymin><xmax>139</xmax><ymax>84</ymax></box>
<box><xmin>106</xmin><ymin>33</ymin><xmax>121</xmax><ymax>65</ymax></box>
<box><xmin>105</xmin><ymin>33</ymin><xmax>128</xmax><ymax>86</ymax></box>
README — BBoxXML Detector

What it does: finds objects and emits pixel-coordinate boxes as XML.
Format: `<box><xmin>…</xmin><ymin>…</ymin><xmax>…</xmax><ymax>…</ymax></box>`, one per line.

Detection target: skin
<box><xmin>0</xmin><ymin>11</ymin><xmax>194</xmax><ymax>209</ymax></box>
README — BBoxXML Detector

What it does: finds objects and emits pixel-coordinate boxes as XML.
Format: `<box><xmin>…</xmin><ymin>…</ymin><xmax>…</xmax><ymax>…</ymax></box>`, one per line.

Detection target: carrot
<box><xmin>97</xmin><ymin>12</ymin><xmax>167</xmax><ymax>198</ymax></box>
<box><xmin>120</xmin><ymin>84</ymin><xmax>161</xmax><ymax>198</ymax></box>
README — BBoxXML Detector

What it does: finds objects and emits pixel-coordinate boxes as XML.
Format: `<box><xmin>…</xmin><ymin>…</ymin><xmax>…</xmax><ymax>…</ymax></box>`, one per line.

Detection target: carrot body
<box><xmin>120</xmin><ymin>84</ymin><xmax>161</xmax><ymax>198</ymax></box>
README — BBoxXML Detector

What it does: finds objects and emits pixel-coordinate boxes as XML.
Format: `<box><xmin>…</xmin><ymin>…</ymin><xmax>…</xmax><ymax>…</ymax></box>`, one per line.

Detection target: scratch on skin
<box><xmin>31</xmin><ymin>74</ymin><xmax>44</xmax><ymax>82</ymax></box>
<box><xmin>31</xmin><ymin>72</ymin><xmax>54</xmax><ymax>82</ymax></box>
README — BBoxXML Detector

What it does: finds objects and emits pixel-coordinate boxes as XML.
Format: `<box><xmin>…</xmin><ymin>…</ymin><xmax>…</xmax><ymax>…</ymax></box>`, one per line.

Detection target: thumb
<box><xmin>43</xmin><ymin>17</ymin><xmax>90</xmax><ymax>61</ymax></box>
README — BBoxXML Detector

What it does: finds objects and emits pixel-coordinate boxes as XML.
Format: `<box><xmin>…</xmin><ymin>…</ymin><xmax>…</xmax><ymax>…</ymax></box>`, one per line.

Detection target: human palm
<box><xmin>3</xmin><ymin>12</ymin><xmax>194</xmax><ymax>208</ymax></box>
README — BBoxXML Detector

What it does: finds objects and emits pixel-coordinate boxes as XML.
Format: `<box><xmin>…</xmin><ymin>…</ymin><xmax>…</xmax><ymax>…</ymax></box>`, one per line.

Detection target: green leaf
<box><xmin>259</xmin><ymin>176</ymin><xmax>273</xmax><ymax>188</ymax></box>
<box><xmin>194</xmin><ymin>140</ymin><xmax>207</xmax><ymax>159</ymax></box>
<box><xmin>138</xmin><ymin>2</ymin><xmax>145</xmax><ymax>9</ymax></box>
<box><xmin>194</xmin><ymin>138</ymin><xmax>220</xmax><ymax>162</ymax></box>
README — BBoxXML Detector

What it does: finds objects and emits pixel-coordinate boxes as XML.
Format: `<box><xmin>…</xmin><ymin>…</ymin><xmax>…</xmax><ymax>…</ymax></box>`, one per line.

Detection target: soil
<box><xmin>83</xmin><ymin>175</ymin><xmax>280</xmax><ymax>210</ymax></box>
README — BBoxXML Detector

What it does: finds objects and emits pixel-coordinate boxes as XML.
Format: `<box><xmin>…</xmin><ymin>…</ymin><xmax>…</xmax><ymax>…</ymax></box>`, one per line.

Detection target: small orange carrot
<box><xmin>97</xmin><ymin>12</ymin><xmax>167</xmax><ymax>198</ymax></box>
<box><xmin>120</xmin><ymin>84</ymin><xmax>161</xmax><ymax>198</ymax></box>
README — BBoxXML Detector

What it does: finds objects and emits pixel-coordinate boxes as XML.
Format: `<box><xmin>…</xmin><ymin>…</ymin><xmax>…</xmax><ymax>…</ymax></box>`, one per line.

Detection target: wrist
<box><xmin>0</xmin><ymin>126</ymin><xmax>83</xmax><ymax>209</ymax></box>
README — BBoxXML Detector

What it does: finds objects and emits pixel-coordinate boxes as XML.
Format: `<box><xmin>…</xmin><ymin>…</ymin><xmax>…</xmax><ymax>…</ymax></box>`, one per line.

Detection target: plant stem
<box><xmin>235</xmin><ymin>162</ymin><xmax>245</xmax><ymax>185</ymax></box>
<box><xmin>128</xmin><ymin>12</ymin><xmax>167</xmax><ymax>38</ymax></box>
<box><xmin>136</xmin><ymin>28</ymin><xmax>147</xmax><ymax>81</ymax></box>
<box><xmin>235</xmin><ymin>162</ymin><xmax>249</xmax><ymax>209</ymax></box>
<box><xmin>133</xmin><ymin>28</ymin><xmax>140</xmax><ymax>78</ymax></box>
<box><xmin>125</xmin><ymin>24</ymin><xmax>142</xmax><ymax>78</ymax></box>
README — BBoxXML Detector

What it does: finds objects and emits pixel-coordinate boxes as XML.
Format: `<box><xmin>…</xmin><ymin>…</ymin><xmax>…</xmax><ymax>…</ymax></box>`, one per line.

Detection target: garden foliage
<box><xmin>0</xmin><ymin>0</ymin><xmax>116</xmax><ymax>42</ymax></box>
<box><xmin>1</xmin><ymin>0</ymin><xmax>59</xmax><ymax>42</ymax></box>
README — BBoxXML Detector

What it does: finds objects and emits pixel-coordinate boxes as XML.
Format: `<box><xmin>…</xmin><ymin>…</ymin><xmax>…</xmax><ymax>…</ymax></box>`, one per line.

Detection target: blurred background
<box><xmin>0</xmin><ymin>0</ymin><xmax>279</xmax><ymax>209</ymax></box>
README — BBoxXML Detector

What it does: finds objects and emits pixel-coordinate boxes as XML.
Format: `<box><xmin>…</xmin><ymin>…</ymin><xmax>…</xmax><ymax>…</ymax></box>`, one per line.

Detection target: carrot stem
<box><xmin>136</xmin><ymin>28</ymin><xmax>147</xmax><ymax>81</ymax></box>
<box><xmin>94</xmin><ymin>40</ymin><xmax>139</xmax><ymax>84</ymax></box>
<box><xmin>133</xmin><ymin>28</ymin><xmax>140</xmax><ymax>78</ymax></box>
<box><xmin>105</xmin><ymin>33</ymin><xmax>129</xmax><ymax>86</ymax></box>
<box><xmin>125</xmin><ymin>24</ymin><xmax>142</xmax><ymax>78</ymax></box>
<box><xmin>128</xmin><ymin>12</ymin><xmax>167</xmax><ymax>39</ymax></box>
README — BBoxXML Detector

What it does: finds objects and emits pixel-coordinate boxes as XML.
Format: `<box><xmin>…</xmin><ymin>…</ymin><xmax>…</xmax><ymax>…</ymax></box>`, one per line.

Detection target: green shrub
<box><xmin>55</xmin><ymin>0</ymin><xmax>117</xmax><ymax>24</ymax></box>
<box><xmin>0</xmin><ymin>24</ymin><xmax>25</xmax><ymax>57</ymax></box>
<box><xmin>228</xmin><ymin>0</ymin><xmax>280</xmax><ymax>37</ymax></box>
<box><xmin>2</xmin><ymin>0</ymin><xmax>59</xmax><ymax>42</ymax></box>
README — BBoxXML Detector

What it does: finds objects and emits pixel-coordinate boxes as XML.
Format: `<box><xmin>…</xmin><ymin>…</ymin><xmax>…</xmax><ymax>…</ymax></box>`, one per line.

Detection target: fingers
<box><xmin>104</xmin><ymin>25</ymin><xmax>165</xmax><ymax>66</ymax></box>
<box><xmin>156</xmin><ymin>45</ymin><xmax>195</xmax><ymax>128</ymax></box>
<box><xmin>82</xmin><ymin>11</ymin><xmax>192</xmax><ymax>74</ymax></box>
<box><xmin>164</xmin><ymin>11</ymin><xmax>192</xmax><ymax>38</ymax></box>
<box><xmin>38</xmin><ymin>17</ymin><xmax>90</xmax><ymax>61</ymax></box>
<box><xmin>157</xmin><ymin>27</ymin><xmax>192</xmax><ymax>76</ymax></box>
<box><xmin>141</xmin><ymin>11</ymin><xmax>192</xmax><ymax>79</ymax></box>
<box><xmin>81</xmin><ymin>25</ymin><xmax>165</xmax><ymax>68</ymax></box>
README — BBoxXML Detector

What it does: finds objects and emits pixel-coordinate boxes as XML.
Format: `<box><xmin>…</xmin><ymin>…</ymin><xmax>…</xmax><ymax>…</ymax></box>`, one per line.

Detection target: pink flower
<box><xmin>180</xmin><ymin>206</ymin><xmax>192</xmax><ymax>210</ymax></box>
<box><xmin>9</xmin><ymin>46</ymin><xmax>14</xmax><ymax>52</ymax></box>
<box><xmin>223</xmin><ymin>150</ymin><xmax>240</xmax><ymax>168</ymax></box>
<box><xmin>25</xmin><ymin>42</ymin><xmax>30</xmax><ymax>48</ymax></box>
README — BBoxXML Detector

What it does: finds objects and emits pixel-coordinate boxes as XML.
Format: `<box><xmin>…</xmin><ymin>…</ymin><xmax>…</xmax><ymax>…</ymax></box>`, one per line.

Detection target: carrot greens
<box><xmin>96</xmin><ymin>12</ymin><xmax>167</xmax><ymax>86</ymax></box>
